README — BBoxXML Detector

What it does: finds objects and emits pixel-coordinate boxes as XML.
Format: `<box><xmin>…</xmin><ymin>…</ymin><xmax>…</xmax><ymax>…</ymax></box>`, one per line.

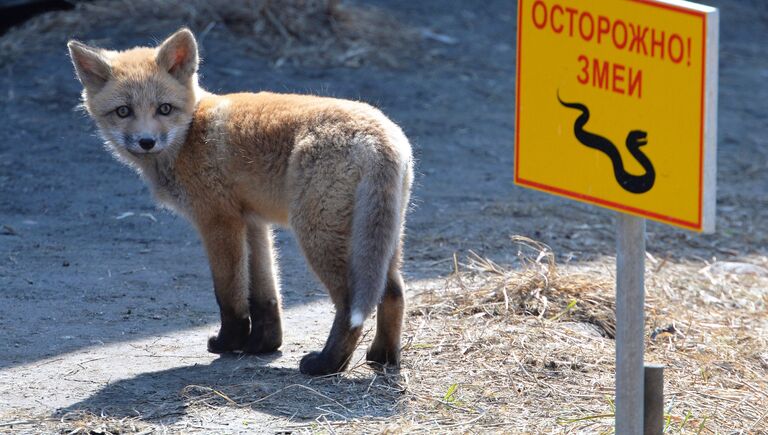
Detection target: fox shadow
<box><xmin>54</xmin><ymin>353</ymin><xmax>402</xmax><ymax>426</ymax></box>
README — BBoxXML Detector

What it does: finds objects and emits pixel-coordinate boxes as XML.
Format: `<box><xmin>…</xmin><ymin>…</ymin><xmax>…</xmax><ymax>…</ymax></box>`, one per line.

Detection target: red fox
<box><xmin>67</xmin><ymin>28</ymin><xmax>413</xmax><ymax>375</ymax></box>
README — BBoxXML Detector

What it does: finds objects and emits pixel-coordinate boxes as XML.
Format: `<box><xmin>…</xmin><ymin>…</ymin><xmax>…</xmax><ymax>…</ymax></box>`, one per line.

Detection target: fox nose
<box><xmin>138</xmin><ymin>138</ymin><xmax>156</xmax><ymax>150</ymax></box>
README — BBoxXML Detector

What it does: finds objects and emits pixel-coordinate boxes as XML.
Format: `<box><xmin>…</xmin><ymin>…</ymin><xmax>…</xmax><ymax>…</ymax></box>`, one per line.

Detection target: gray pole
<box><xmin>615</xmin><ymin>214</ymin><xmax>646</xmax><ymax>434</ymax></box>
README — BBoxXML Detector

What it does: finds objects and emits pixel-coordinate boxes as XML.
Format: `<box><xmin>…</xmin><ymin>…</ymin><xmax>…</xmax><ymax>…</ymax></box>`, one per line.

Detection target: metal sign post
<box><xmin>615</xmin><ymin>214</ymin><xmax>646</xmax><ymax>434</ymax></box>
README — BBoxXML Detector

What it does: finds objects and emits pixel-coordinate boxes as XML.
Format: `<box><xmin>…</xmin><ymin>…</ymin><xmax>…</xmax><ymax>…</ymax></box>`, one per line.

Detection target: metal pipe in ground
<box><xmin>644</xmin><ymin>364</ymin><xmax>664</xmax><ymax>435</ymax></box>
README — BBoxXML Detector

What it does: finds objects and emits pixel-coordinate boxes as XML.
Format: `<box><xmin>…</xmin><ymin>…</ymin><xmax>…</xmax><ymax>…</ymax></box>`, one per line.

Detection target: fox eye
<box><xmin>158</xmin><ymin>103</ymin><xmax>173</xmax><ymax>116</ymax></box>
<box><xmin>115</xmin><ymin>106</ymin><xmax>132</xmax><ymax>118</ymax></box>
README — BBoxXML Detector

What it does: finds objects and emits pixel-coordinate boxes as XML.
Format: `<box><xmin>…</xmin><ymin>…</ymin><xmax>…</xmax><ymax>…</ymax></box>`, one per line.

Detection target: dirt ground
<box><xmin>0</xmin><ymin>0</ymin><xmax>767</xmax><ymax>433</ymax></box>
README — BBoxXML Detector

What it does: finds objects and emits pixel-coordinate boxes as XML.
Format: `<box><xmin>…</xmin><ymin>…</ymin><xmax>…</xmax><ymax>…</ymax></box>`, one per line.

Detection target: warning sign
<box><xmin>515</xmin><ymin>0</ymin><xmax>718</xmax><ymax>232</ymax></box>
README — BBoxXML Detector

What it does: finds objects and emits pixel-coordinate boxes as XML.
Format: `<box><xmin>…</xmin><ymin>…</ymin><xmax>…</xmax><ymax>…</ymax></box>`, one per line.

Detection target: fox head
<box><xmin>68</xmin><ymin>28</ymin><xmax>200</xmax><ymax>162</ymax></box>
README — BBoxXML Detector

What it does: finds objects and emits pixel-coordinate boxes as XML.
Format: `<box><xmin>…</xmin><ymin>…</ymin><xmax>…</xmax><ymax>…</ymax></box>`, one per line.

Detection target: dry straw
<box><xmin>397</xmin><ymin>236</ymin><xmax>768</xmax><ymax>433</ymax></box>
<box><xmin>0</xmin><ymin>0</ymin><xmax>418</xmax><ymax>67</ymax></box>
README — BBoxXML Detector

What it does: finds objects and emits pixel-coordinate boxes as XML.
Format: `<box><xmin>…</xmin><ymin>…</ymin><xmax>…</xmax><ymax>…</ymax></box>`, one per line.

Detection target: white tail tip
<box><xmin>350</xmin><ymin>310</ymin><xmax>365</xmax><ymax>328</ymax></box>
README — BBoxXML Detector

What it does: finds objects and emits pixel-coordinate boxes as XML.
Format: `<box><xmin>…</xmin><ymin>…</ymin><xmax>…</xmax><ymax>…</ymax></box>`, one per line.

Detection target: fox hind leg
<box><xmin>296</xmin><ymin>237</ymin><xmax>362</xmax><ymax>375</ymax></box>
<box><xmin>300</xmin><ymin>308</ymin><xmax>363</xmax><ymax>376</ymax></box>
<box><xmin>366</xmin><ymin>255</ymin><xmax>405</xmax><ymax>367</ymax></box>
<box><xmin>291</xmin><ymin>212</ymin><xmax>363</xmax><ymax>375</ymax></box>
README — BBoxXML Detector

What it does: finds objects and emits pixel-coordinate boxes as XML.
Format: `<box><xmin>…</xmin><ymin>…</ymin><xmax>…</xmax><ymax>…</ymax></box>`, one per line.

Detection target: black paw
<box><xmin>300</xmin><ymin>351</ymin><xmax>346</xmax><ymax>376</ymax></box>
<box><xmin>207</xmin><ymin>333</ymin><xmax>246</xmax><ymax>354</ymax></box>
<box><xmin>366</xmin><ymin>345</ymin><xmax>400</xmax><ymax>368</ymax></box>
<box><xmin>206</xmin><ymin>318</ymin><xmax>249</xmax><ymax>354</ymax></box>
<box><xmin>242</xmin><ymin>322</ymin><xmax>282</xmax><ymax>354</ymax></box>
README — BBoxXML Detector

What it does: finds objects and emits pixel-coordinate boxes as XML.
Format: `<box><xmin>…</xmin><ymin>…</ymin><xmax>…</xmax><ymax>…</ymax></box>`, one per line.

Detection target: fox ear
<box><xmin>156</xmin><ymin>28</ymin><xmax>198</xmax><ymax>83</ymax></box>
<box><xmin>68</xmin><ymin>41</ymin><xmax>111</xmax><ymax>93</ymax></box>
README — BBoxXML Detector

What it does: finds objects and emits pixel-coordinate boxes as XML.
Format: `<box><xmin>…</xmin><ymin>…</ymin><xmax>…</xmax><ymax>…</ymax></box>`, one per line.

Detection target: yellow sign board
<box><xmin>515</xmin><ymin>0</ymin><xmax>718</xmax><ymax>232</ymax></box>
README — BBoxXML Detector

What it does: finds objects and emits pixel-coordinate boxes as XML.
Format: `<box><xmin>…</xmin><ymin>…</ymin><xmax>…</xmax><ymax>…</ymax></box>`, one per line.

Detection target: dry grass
<box><xmin>0</xmin><ymin>0</ymin><xmax>418</xmax><ymax>67</ymax></box>
<box><xmin>390</xmin><ymin>236</ymin><xmax>768</xmax><ymax>433</ymax></box>
<box><xmin>8</xmin><ymin>237</ymin><xmax>767</xmax><ymax>433</ymax></box>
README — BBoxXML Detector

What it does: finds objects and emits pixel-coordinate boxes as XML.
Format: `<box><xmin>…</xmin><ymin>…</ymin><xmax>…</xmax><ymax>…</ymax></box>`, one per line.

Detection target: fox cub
<box><xmin>68</xmin><ymin>28</ymin><xmax>413</xmax><ymax>375</ymax></box>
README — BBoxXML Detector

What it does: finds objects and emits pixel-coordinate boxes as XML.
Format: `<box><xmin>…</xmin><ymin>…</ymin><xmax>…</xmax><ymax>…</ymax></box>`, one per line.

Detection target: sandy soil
<box><xmin>0</xmin><ymin>0</ymin><xmax>766</xmax><ymax>433</ymax></box>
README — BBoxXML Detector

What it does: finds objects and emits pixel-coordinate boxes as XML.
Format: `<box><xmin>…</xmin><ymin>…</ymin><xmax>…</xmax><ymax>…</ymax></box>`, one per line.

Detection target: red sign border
<box><xmin>514</xmin><ymin>0</ymin><xmax>708</xmax><ymax>231</ymax></box>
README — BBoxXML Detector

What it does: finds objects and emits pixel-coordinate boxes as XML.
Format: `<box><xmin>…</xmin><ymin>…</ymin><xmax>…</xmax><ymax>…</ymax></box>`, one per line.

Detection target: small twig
<box><xmin>244</xmin><ymin>384</ymin><xmax>352</xmax><ymax>412</ymax></box>
<box><xmin>0</xmin><ymin>419</ymin><xmax>48</xmax><ymax>428</ymax></box>
<box><xmin>749</xmin><ymin>408</ymin><xmax>768</xmax><ymax>432</ymax></box>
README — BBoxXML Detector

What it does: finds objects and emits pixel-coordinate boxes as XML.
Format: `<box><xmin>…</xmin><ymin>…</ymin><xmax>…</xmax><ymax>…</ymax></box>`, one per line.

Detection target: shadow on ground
<box><xmin>55</xmin><ymin>353</ymin><xmax>402</xmax><ymax>426</ymax></box>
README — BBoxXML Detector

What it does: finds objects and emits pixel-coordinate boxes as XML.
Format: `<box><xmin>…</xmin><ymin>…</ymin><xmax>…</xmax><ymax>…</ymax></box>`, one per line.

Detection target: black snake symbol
<box><xmin>558</xmin><ymin>94</ymin><xmax>655</xmax><ymax>194</ymax></box>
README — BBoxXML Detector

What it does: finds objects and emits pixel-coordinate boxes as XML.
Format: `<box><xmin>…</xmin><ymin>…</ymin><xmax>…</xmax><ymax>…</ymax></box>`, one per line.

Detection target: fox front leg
<box><xmin>198</xmin><ymin>215</ymin><xmax>251</xmax><ymax>353</ymax></box>
<box><xmin>243</xmin><ymin>219</ymin><xmax>283</xmax><ymax>354</ymax></box>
